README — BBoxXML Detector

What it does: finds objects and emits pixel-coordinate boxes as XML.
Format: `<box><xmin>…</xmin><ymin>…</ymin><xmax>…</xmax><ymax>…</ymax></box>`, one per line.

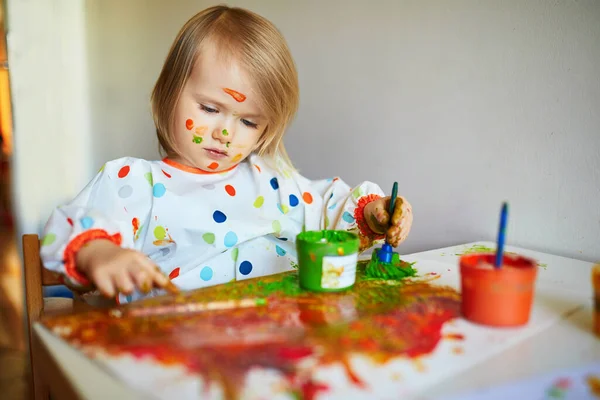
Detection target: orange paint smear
<box><xmin>132</xmin><ymin>218</ymin><xmax>140</xmax><ymax>237</ymax></box>
<box><xmin>208</xmin><ymin>162</ymin><xmax>219</xmax><ymax>170</ymax></box>
<box><xmin>223</xmin><ymin>88</ymin><xmax>247</xmax><ymax>102</ymax></box>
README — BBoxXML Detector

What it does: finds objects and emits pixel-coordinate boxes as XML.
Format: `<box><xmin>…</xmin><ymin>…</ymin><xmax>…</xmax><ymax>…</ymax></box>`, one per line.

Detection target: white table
<box><xmin>34</xmin><ymin>241</ymin><xmax>599</xmax><ymax>399</ymax></box>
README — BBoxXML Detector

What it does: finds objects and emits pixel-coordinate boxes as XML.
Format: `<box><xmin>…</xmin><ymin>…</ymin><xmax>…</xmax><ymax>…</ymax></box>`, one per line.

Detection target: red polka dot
<box><xmin>254</xmin><ymin>164</ymin><xmax>261</xmax><ymax>173</ymax></box>
<box><xmin>303</xmin><ymin>192</ymin><xmax>313</xmax><ymax>204</ymax></box>
<box><xmin>185</xmin><ymin>119</ymin><xmax>194</xmax><ymax>130</ymax></box>
<box><xmin>162</xmin><ymin>169</ymin><xmax>171</xmax><ymax>178</ymax></box>
<box><xmin>225</xmin><ymin>184</ymin><xmax>236</xmax><ymax>196</ymax></box>
<box><xmin>169</xmin><ymin>267</ymin><xmax>180</xmax><ymax>280</ymax></box>
<box><xmin>118</xmin><ymin>166</ymin><xmax>130</xmax><ymax>178</ymax></box>
<box><xmin>67</xmin><ymin>218</ymin><xmax>73</xmax><ymax>226</ymax></box>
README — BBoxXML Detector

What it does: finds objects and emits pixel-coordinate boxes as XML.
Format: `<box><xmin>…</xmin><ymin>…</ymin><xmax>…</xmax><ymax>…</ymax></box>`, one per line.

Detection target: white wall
<box><xmin>8</xmin><ymin>0</ymin><xmax>600</xmax><ymax>261</ymax></box>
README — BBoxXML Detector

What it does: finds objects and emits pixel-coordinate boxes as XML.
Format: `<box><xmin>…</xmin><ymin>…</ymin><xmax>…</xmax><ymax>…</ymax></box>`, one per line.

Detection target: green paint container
<box><xmin>296</xmin><ymin>230</ymin><xmax>360</xmax><ymax>292</ymax></box>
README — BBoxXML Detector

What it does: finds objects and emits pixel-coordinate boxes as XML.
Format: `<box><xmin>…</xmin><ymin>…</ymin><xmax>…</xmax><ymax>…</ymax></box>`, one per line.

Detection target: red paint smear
<box><xmin>162</xmin><ymin>170</ymin><xmax>171</xmax><ymax>178</ymax></box>
<box><xmin>118</xmin><ymin>166</ymin><xmax>130</xmax><ymax>178</ymax></box>
<box><xmin>223</xmin><ymin>88</ymin><xmax>247</xmax><ymax>102</ymax></box>
<box><xmin>185</xmin><ymin>119</ymin><xmax>194</xmax><ymax>130</ymax></box>
<box><xmin>169</xmin><ymin>267</ymin><xmax>180</xmax><ymax>280</ymax></box>
<box><xmin>67</xmin><ymin>218</ymin><xmax>73</xmax><ymax>226</ymax></box>
<box><xmin>131</xmin><ymin>218</ymin><xmax>140</xmax><ymax>237</ymax></box>
<box><xmin>445</xmin><ymin>333</ymin><xmax>465</xmax><ymax>341</ymax></box>
<box><xmin>225</xmin><ymin>184</ymin><xmax>236</xmax><ymax>196</ymax></box>
<box><xmin>208</xmin><ymin>162</ymin><xmax>219</xmax><ymax>170</ymax></box>
<box><xmin>41</xmin><ymin>269</ymin><xmax>460</xmax><ymax>398</ymax></box>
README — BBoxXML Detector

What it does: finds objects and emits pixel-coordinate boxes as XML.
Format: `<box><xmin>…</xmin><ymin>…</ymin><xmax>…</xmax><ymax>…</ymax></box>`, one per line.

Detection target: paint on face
<box><xmin>208</xmin><ymin>162</ymin><xmax>219</xmax><ymax>170</ymax></box>
<box><xmin>195</xmin><ymin>126</ymin><xmax>207</xmax><ymax>135</ymax></box>
<box><xmin>231</xmin><ymin>153</ymin><xmax>243</xmax><ymax>163</ymax></box>
<box><xmin>226</xmin><ymin>142</ymin><xmax>230</xmax><ymax>148</ymax></box>
<box><xmin>223</xmin><ymin>88</ymin><xmax>247</xmax><ymax>103</ymax></box>
<box><xmin>42</xmin><ymin>261</ymin><xmax>461</xmax><ymax>399</ymax></box>
<box><xmin>222</xmin><ymin>129</ymin><xmax>229</xmax><ymax>136</ymax></box>
<box><xmin>192</xmin><ymin>136</ymin><xmax>203</xmax><ymax>144</ymax></box>
<box><xmin>185</xmin><ymin>119</ymin><xmax>194</xmax><ymax>130</ymax></box>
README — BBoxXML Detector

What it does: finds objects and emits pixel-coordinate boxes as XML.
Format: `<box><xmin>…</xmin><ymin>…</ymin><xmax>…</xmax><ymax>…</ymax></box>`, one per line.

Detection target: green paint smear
<box><xmin>135</xmin><ymin>224</ymin><xmax>144</xmax><ymax>241</ymax></box>
<box><xmin>352</xmin><ymin>187</ymin><xmax>362</xmax><ymax>200</ymax></box>
<box><xmin>192</xmin><ymin>135</ymin><xmax>203</xmax><ymax>144</ymax></box>
<box><xmin>231</xmin><ymin>247</ymin><xmax>239</xmax><ymax>262</ymax></box>
<box><xmin>222</xmin><ymin>129</ymin><xmax>229</xmax><ymax>136</ymax></box>
<box><xmin>41</xmin><ymin>233</ymin><xmax>56</xmax><ymax>246</ymax></box>
<box><xmin>144</xmin><ymin>172</ymin><xmax>154</xmax><ymax>186</ymax></box>
<box><xmin>364</xmin><ymin>252</ymin><xmax>417</xmax><ymax>280</ymax></box>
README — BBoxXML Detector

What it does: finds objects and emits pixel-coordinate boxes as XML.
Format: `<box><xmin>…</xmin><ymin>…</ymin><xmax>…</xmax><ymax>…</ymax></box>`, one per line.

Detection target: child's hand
<box><xmin>75</xmin><ymin>239</ymin><xmax>171</xmax><ymax>298</ymax></box>
<box><xmin>363</xmin><ymin>196</ymin><xmax>413</xmax><ymax>247</ymax></box>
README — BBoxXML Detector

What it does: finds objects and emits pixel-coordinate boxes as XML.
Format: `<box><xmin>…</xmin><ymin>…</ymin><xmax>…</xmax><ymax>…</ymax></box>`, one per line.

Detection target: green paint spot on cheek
<box><xmin>145</xmin><ymin>172</ymin><xmax>153</xmax><ymax>186</ymax></box>
<box><xmin>254</xmin><ymin>196</ymin><xmax>264</xmax><ymax>208</ymax></box>
<box><xmin>231</xmin><ymin>247</ymin><xmax>239</xmax><ymax>262</ymax></box>
<box><xmin>154</xmin><ymin>226</ymin><xmax>166</xmax><ymax>240</ymax></box>
<box><xmin>222</xmin><ymin>129</ymin><xmax>229</xmax><ymax>136</ymax></box>
<box><xmin>272</xmin><ymin>220</ymin><xmax>281</xmax><ymax>234</ymax></box>
<box><xmin>203</xmin><ymin>233</ymin><xmax>215</xmax><ymax>244</ymax></box>
<box><xmin>41</xmin><ymin>233</ymin><xmax>56</xmax><ymax>246</ymax></box>
<box><xmin>192</xmin><ymin>135</ymin><xmax>203</xmax><ymax>144</ymax></box>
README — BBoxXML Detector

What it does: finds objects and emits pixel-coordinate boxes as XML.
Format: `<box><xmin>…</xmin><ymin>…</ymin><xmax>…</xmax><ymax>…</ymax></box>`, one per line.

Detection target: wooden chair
<box><xmin>22</xmin><ymin>233</ymin><xmax>87</xmax><ymax>400</ymax></box>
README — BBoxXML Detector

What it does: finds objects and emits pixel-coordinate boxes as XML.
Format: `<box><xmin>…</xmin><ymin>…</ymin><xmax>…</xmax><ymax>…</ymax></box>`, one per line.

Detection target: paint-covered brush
<box><xmin>365</xmin><ymin>182</ymin><xmax>417</xmax><ymax>280</ymax></box>
<box><xmin>495</xmin><ymin>202</ymin><xmax>509</xmax><ymax>269</ymax></box>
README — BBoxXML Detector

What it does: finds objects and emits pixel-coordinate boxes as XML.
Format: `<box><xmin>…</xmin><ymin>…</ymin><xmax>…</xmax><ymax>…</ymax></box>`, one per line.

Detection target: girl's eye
<box><xmin>241</xmin><ymin>119</ymin><xmax>258</xmax><ymax>129</ymax></box>
<box><xmin>201</xmin><ymin>104</ymin><xmax>218</xmax><ymax>113</ymax></box>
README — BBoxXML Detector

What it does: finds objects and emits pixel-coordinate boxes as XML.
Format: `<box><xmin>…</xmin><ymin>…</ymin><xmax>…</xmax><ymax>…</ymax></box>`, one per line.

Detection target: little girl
<box><xmin>40</xmin><ymin>5</ymin><xmax>413</xmax><ymax>304</ymax></box>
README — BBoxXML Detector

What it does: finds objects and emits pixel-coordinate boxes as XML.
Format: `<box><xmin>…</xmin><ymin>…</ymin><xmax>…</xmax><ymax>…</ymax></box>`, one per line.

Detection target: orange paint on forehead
<box><xmin>223</xmin><ymin>88</ymin><xmax>247</xmax><ymax>103</ymax></box>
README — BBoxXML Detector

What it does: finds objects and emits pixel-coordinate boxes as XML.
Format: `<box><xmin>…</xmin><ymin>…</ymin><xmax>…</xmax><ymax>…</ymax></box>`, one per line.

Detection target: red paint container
<box><xmin>460</xmin><ymin>253</ymin><xmax>537</xmax><ymax>327</ymax></box>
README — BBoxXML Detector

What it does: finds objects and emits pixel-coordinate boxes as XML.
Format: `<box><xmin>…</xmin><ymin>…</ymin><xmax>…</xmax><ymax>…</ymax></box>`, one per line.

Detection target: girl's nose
<box><xmin>212</xmin><ymin>125</ymin><xmax>233</xmax><ymax>143</ymax></box>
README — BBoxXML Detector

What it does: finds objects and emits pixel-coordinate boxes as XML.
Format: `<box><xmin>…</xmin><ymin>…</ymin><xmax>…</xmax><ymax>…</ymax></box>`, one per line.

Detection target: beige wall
<box><xmin>7</xmin><ymin>0</ymin><xmax>600</xmax><ymax>261</ymax></box>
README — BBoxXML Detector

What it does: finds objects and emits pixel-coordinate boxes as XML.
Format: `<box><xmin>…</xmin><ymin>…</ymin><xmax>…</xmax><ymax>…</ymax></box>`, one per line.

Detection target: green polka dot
<box><xmin>352</xmin><ymin>187</ymin><xmax>362</xmax><ymax>199</ymax></box>
<box><xmin>192</xmin><ymin>135</ymin><xmax>203</xmax><ymax>144</ymax></box>
<box><xmin>145</xmin><ymin>172</ymin><xmax>154</xmax><ymax>186</ymax></box>
<box><xmin>254</xmin><ymin>196</ymin><xmax>264</xmax><ymax>208</ymax></box>
<box><xmin>272</xmin><ymin>220</ymin><xmax>281</xmax><ymax>234</ymax></box>
<box><xmin>280</xmin><ymin>204</ymin><xmax>289</xmax><ymax>214</ymax></box>
<box><xmin>41</xmin><ymin>233</ymin><xmax>56</xmax><ymax>246</ymax></box>
<box><xmin>154</xmin><ymin>226</ymin><xmax>166</xmax><ymax>240</ymax></box>
<box><xmin>203</xmin><ymin>233</ymin><xmax>215</xmax><ymax>244</ymax></box>
<box><xmin>231</xmin><ymin>247</ymin><xmax>239</xmax><ymax>262</ymax></box>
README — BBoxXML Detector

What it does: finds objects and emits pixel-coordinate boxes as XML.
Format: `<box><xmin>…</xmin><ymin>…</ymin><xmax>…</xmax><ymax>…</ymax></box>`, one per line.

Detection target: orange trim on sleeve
<box><xmin>63</xmin><ymin>229</ymin><xmax>123</xmax><ymax>286</ymax></box>
<box><xmin>354</xmin><ymin>194</ymin><xmax>385</xmax><ymax>240</ymax></box>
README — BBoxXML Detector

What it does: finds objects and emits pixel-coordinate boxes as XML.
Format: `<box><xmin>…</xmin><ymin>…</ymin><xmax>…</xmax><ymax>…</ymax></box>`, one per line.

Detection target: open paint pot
<box><xmin>460</xmin><ymin>253</ymin><xmax>537</xmax><ymax>327</ymax></box>
<box><xmin>593</xmin><ymin>264</ymin><xmax>600</xmax><ymax>337</ymax></box>
<box><xmin>296</xmin><ymin>230</ymin><xmax>360</xmax><ymax>292</ymax></box>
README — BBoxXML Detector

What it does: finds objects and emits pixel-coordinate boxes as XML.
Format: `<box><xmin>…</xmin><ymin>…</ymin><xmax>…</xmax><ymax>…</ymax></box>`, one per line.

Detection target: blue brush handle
<box><xmin>377</xmin><ymin>181</ymin><xmax>399</xmax><ymax>263</ymax></box>
<box><xmin>495</xmin><ymin>202</ymin><xmax>508</xmax><ymax>268</ymax></box>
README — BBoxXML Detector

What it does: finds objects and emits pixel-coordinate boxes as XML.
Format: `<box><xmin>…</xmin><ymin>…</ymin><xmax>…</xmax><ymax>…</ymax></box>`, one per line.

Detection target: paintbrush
<box><xmin>375</xmin><ymin>181</ymin><xmax>398</xmax><ymax>264</ymax></box>
<box><xmin>110</xmin><ymin>297</ymin><xmax>268</xmax><ymax>318</ymax></box>
<box><xmin>495</xmin><ymin>202</ymin><xmax>509</xmax><ymax>268</ymax></box>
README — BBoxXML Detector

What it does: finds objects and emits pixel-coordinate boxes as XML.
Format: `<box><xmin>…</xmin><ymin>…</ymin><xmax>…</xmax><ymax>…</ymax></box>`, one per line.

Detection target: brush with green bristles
<box><xmin>364</xmin><ymin>182</ymin><xmax>417</xmax><ymax>280</ymax></box>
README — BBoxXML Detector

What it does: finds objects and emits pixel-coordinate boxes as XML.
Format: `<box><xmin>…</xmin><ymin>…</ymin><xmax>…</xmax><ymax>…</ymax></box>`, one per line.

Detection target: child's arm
<box><xmin>40</xmin><ymin>157</ymin><xmax>167</xmax><ymax>295</ymax></box>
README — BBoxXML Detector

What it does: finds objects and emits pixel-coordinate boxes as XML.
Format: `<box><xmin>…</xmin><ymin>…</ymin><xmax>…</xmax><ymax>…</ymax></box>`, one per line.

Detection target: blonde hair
<box><xmin>151</xmin><ymin>5</ymin><xmax>299</xmax><ymax>168</ymax></box>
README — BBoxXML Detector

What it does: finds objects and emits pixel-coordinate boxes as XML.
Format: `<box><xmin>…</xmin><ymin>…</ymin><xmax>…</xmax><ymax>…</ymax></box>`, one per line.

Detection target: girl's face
<box><xmin>171</xmin><ymin>42</ymin><xmax>267</xmax><ymax>172</ymax></box>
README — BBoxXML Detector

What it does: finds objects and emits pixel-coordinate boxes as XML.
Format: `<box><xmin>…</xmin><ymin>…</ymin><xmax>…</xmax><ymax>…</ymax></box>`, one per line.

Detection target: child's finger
<box><xmin>93</xmin><ymin>272</ymin><xmax>116</xmax><ymax>298</ymax></box>
<box><xmin>390</xmin><ymin>197</ymin><xmax>405</xmax><ymax>226</ymax></box>
<box><xmin>114</xmin><ymin>270</ymin><xmax>135</xmax><ymax>295</ymax></box>
<box><xmin>131</xmin><ymin>270</ymin><xmax>152</xmax><ymax>294</ymax></box>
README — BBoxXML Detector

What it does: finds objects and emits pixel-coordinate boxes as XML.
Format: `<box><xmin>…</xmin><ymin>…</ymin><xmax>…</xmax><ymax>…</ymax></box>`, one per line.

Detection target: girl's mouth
<box><xmin>204</xmin><ymin>148</ymin><xmax>228</xmax><ymax>159</ymax></box>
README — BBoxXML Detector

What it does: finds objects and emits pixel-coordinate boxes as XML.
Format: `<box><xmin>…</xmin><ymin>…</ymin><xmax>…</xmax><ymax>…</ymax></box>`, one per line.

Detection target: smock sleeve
<box><xmin>39</xmin><ymin>157</ymin><xmax>153</xmax><ymax>289</ymax></box>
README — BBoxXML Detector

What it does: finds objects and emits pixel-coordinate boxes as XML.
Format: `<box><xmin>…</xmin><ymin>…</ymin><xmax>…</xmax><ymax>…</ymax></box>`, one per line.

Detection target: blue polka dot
<box><xmin>126</xmin><ymin>295</ymin><xmax>133</xmax><ymax>303</ymax></box>
<box><xmin>270</xmin><ymin>177</ymin><xmax>279</xmax><ymax>190</ymax></box>
<box><xmin>153</xmin><ymin>183</ymin><xmax>166</xmax><ymax>198</ymax></box>
<box><xmin>342</xmin><ymin>211</ymin><xmax>355</xmax><ymax>223</ymax></box>
<box><xmin>200</xmin><ymin>266</ymin><xmax>213</xmax><ymax>281</ymax></box>
<box><xmin>328</xmin><ymin>202</ymin><xmax>338</xmax><ymax>210</ymax></box>
<box><xmin>277</xmin><ymin>237</ymin><xmax>288</xmax><ymax>241</ymax></box>
<box><xmin>329</xmin><ymin>193</ymin><xmax>334</xmax><ymax>200</ymax></box>
<box><xmin>239</xmin><ymin>260</ymin><xmax>253</xmax><ymax>275</ymax></box>
<box><xmin>80</xmin><ymin>216</ymin><xmax>94</xmax><ymax>229</ymax></box>
<box><xmin>276</xmin><ymin>245</ymin><xmax>286</xmax><ymax>256</ymax></box>
<box><xmin>289</xmin><ymin>194</ymin><xmax>299</xmax><ymax>207</ymax></box>
<box><xmin>224</xmin><ymin>231</ymin><xmax>238</xmax><ymax>247</ymax></box>
<box><xmin>213</xmin><ymin>210</ymin><xmax>227</xmax><ymax>223</ymax></box>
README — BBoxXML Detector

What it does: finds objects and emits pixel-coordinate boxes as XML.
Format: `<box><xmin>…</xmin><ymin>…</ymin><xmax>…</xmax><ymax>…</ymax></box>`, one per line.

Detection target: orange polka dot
<box><xmin>254</xmin><ymin>164</ymin><xmax>261</xmax><ymax>173</ymax></box>
<box><xmin>208</xmin><ymin>162</ymin><xmax>219</xmax><ymax>170</ymax></box>
<box><xmin>303</xmin><ymin>192</ymin><xmax>313</xmax><ymax>204</ymax></box>
<box><xmin>185</xmin><ymin>119</ymin><xmax>194</xmax><ymax>130</ymax></box>
<box><xmin>225</xmin><ymin>184</ymin><xmax>236</xmax><ymax>196</ymax></box>
<box><xmin>118</xmin><ymin>166</ymin><xmax>130</xmax><ymax>178</ymax></box>
<box><xmin>162</xmin><ymin>169</ymin><xmax>171</xmax><ymax>178</ymax></box>
<box><xmin>169</xmin><ymin>267</ymin><xmax>180</xmax><ymax>280</ymax></box>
